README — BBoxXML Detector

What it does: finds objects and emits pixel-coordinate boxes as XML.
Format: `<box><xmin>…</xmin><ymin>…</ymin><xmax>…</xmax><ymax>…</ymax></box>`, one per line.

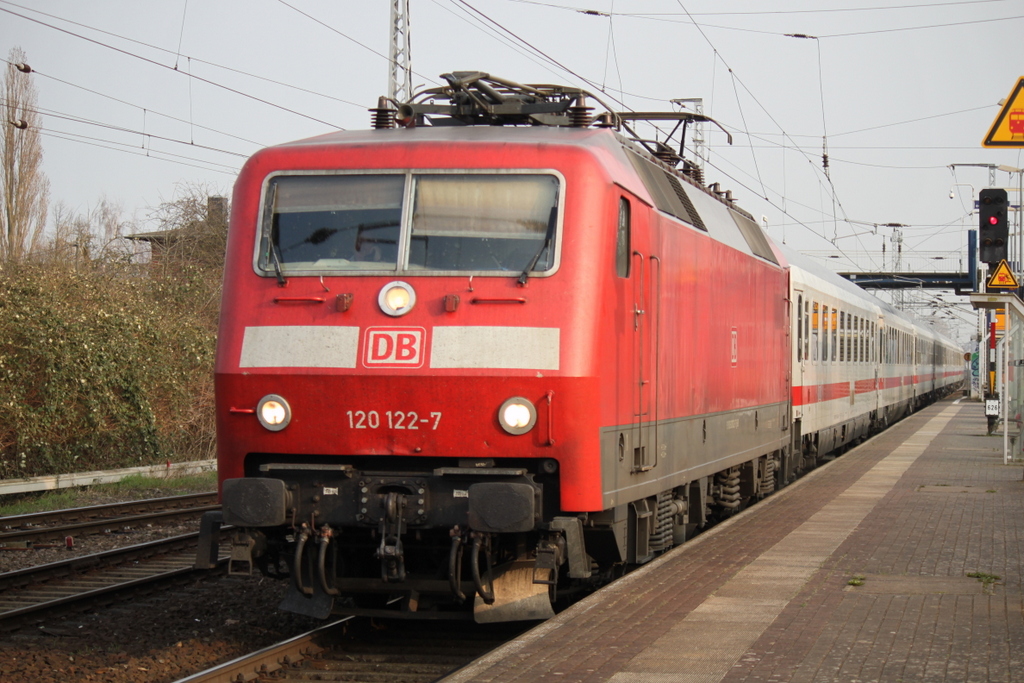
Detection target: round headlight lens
<box><xmin>503</xmin><ymin>404</ymin><xmax>532</xmax><ymax>428</ymax></box>
<box><xmin>257</xmin><ymin>394</ymin><xmax>291</xmax><ymax>431</ymax></box>
<box><xmin>379</xmin><ymin>281</ymin><xmax>416</xmax><ymax>317</ymax></box>
<box><xmin>498</xmin><ymin>397</ymin><xmax>537</xmax><ymax>435</ymax></box>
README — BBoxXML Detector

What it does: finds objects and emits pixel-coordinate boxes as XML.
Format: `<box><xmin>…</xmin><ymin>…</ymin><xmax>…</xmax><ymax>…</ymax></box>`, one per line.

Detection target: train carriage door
<box><xmin>793</xmin><ymin>291</ymin><xmax>805</xmax><ymax>421</ymax></box>
<box><xmin>874</xmin><ymin>316</ymin><xmax>883</xmax><ymax>416</ymax></box>
<box><xmin>627</xmin><ymin>199</ymin><xmax>657</xmax><ymax>472</ymax></box>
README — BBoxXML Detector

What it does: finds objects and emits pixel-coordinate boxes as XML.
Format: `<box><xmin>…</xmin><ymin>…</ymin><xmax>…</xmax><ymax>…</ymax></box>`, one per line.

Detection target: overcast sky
<box><xmin>2</xmin><ymin>0</ymin><xmax>1022</xmax><ymax>341</ymax></box>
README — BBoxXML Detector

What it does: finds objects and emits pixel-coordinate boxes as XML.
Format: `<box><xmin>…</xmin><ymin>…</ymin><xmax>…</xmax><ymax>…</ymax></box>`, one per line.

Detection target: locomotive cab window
<box><xmin>409</xmin><ymin>175</ymin><xmax>558</xmax><ymax>272</ymax></box>
<box><xmin>616</xmin><ymin>197</ymin><xmax>631</xmax><ymax>278</ymax></box>
<box><xmin>257</xmin><ymin>172</ymin><xmax>561</xmax><ymax>277</ymax></box>
<box><xmin>261</xmin><ymin>175</ymin><xmax>404</xmax><ymax>271</ymax></box>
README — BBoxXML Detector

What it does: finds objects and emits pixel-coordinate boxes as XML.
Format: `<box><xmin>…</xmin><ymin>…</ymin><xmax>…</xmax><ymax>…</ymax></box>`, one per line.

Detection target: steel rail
<box><xmin>0</xmin><ymin>531</ymin><xmax>228</xmax><ymax>627</ymax></box>
<box><xmin>173</xmin><ymin>618</ymin><xmax>350</xmax><ymax>683</ymax></box>
<box><xmin>0</xmin><ymin>492</ymin><xmax>219</xmax><ymax>545</ymax></box>
<box><xmin>0</xmin><ymin>491</ymin><xmax>216</xmax><ymax>527</ymax></box>
<box><xmin>172</xmin><ymin>617</ymin><xmax>524</xmax><ymax>683</ymax></box>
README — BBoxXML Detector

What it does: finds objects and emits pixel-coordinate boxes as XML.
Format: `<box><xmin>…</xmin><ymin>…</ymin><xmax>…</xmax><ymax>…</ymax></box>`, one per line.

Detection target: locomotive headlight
<box><xmin>379</xmin><ymin>281</ymin><xmax>416</xmax><ymax>317</ymax></box>
<box><xmin>498</xmin><ymin>397</ymin><xmax>537</xmax><ymax>435</ymax></box>
<box><xmin>257</xmin><ymin>394</ymin><xmax>291</xmax><ymax>431</ymax></box>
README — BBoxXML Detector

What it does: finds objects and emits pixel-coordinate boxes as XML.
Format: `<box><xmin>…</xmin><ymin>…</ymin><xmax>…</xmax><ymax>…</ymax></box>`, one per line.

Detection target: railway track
<box><xmin>176</xmin><ymin>616</ymin><xmax>529</xmax><ymax>683</ymax></box>
<box><xmin>0</xmin><ymin>531</ymin><xmax>227</xmax><ymax>630</ymax></box>
<box><xmin>0</xmin><ymin>491</ymin><xmax>219</xmax><ymax>547</ymax></box>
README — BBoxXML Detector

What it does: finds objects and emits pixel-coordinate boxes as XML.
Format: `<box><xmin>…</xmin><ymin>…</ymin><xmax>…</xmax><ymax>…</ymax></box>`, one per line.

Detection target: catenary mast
<box><xmin>389</xmin><ymin>0</ymin><xmax>412</xmax><ymax>103</ymax></box>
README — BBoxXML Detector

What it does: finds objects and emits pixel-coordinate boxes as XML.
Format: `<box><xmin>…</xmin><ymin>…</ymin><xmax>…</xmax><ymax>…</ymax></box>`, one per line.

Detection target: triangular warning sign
<box><xmin>983</xmin><ymin>77</ymin><xmax>1024</xmax><ymax>148</ymax></box>
<box><xmin>987</xmin><ymin>260</ymin><xmax>1019</xmax><ymax>290</ymax></box>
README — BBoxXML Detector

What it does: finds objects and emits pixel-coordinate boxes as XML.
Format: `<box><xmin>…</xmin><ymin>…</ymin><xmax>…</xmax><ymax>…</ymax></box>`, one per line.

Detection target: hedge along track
<box><xmin>174</xmin><ymin>616</ymin><xmax>530</xmax><ymax>683</ymax></box>
<box><xmin>0</xmin><ymin>492</ymin><xmax>219</xmax><ymax>547</ymax></box>
<box><xmin>0</xmin><ymin>531</ymin><xmax>229</xmax><ymax>631</ymax></box>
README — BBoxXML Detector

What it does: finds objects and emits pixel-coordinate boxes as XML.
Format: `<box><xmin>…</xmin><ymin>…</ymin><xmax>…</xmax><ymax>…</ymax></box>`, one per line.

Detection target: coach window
<box><xmin>855</xmin><ymin>316</ymin><xmax>860</xmax><ymax>363</ymax></box>
<box><xmin>849</xmin><ymin>314</ymin><xmax>855</xmax><ymax>363</ymax></box>
<box><xmin>858</xmin><ymin>318</ymin><xmax>865</xmax><ymax>363</ymax></box>
<box><xmin>852</xmin><ymin>316</ymin><xmax>858</xmax><ymax>362</ymax></box>
<box><xmin>854</xmin><ymin>317</ymin><xmax>859</xmax><ymax>363</ymax></box>
<box><xmin>804</xmin><ymin>300</ymin><xmax>811</xmax><ymax>361</ymax></box>
<box><xmin>839</xmin><ymin>312</ymin><xmax>846</xmax><ymax>363</ymax></box>
<box><xmin>797</xmin><ymin>295</ymin><xmax>804</xmax><ymax>361</ymax></box>
<box><xmin>831</xmin><ymin>309</ymin><xmax>838</xmax><ymax>362</ymax></box>
<box><xmin>856</xmin><ymin>318</ymin><xmax>862</xmax><ymax>363</ymax></box>
<box><xmin>847</xmin><ymin>315</ymin><xmax>853</xmax><ymax>363</ymax></box>
<box><xmin>812</xmin><ymin>302</ymin><xmax>820</xmax><ymax>361</ymax></box>
<box><xmin>822</xmin><ymin>305</ymin><xmax>829</xmax><ymax>362</ymax></box>
<box><xmin>838</xmin><ymin>312</ymin><xmax>845</xmax><ymax>362</ymax></box>
<box><xmin>848</xmin><ymin>315</ymin><xmax>854</xmax><ymax>363</ymax></box>
<box><xmin>617</xmin><ymin>198</ymin><xmax>631</xmax><ymax>278</ymax></box>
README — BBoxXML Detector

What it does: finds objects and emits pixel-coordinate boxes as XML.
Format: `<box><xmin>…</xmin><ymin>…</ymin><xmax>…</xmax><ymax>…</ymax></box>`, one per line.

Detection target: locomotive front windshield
<box><xmin>258</xmin><ymin>172</ymin><xmax>560</xmax><ymax>276</ymax></box>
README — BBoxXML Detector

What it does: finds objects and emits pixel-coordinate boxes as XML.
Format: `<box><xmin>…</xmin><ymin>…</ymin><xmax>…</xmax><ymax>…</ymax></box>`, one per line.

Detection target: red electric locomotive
<box><xmin>200</xmin><ymin>72</ymin><xmax>939</xmax><ymax>622</ymax></box>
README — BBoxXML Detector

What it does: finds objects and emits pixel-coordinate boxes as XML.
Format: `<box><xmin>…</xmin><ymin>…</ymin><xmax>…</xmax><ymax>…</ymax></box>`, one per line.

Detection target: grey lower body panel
<box><xmin>600</xmin><ymin>402</ymin><xmax>788</xmax><ymax>509</ymax></box>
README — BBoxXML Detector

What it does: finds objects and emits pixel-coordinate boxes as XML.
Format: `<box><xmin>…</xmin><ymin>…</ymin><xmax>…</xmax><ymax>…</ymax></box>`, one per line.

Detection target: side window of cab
<box><xmin>617</xmin><ymin>197</ymin><xmax>631</xmax><ymax>278</ymax></box>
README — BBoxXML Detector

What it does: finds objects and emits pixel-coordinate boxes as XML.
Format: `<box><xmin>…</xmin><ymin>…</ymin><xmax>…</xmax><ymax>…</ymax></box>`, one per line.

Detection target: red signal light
<box><xmin>979</xmin><ymin>188</ymin><xmax>1009</xmax><ymax>264</ymax></box>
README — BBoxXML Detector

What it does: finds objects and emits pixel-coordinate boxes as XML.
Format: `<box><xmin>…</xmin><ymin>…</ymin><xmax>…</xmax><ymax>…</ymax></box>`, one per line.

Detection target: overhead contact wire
<box><xmin>0</xmin><ymin>4</ymin><xmax>344</xmax><ymax>129</ymax></box>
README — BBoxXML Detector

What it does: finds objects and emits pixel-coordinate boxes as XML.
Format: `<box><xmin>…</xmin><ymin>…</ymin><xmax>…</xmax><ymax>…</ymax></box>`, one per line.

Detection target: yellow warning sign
<box><xmin>983</xmin><ymin>77</ymin><xmax>1024</xmax><ymax>148</ymax></box>
<box><xmin>987</xmin><ymin>260</ymin><xmax>1019</xmax><ymax>289</ymax></box>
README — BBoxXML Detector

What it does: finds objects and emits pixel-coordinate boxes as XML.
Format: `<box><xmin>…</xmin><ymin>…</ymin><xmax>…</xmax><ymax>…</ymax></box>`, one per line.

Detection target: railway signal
<box><xmin>978</xmin><ymin>188</ymin><xmax>1009</xmax><ymax>265</ymax></box>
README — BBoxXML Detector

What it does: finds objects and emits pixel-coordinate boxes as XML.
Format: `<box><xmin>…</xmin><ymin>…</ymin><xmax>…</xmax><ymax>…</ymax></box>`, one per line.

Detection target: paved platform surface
<box><xmin>445</xmin><ymin>398</ymin><xmax>1024</xmax><ymax>683</ymax></box>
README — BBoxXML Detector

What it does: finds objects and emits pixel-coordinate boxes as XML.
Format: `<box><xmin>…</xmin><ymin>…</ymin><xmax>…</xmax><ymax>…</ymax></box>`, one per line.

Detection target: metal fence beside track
<box><xmin>0</xmin><ymin>460</ymin><xmax>217</xmax><ymax>497</ymax></box>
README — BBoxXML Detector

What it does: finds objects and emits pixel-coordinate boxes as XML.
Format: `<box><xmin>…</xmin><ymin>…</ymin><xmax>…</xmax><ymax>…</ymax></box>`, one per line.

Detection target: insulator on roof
<box><xmin>569</xmin><ymin>95</ymin><xmax>593</xmax><ymax>128</ymax></box>
<box><xmin>654</xmin><ymin>148</ymin><xmax>678</xmax><ymax>165</ymax></box>
<box><xmin>370</xmin><ymin>96</ymin><xmax>396</xmax><ymax>130</ymax></box>
<box><xmin>682</xmin><ymin>159</ymin><xmax>704</xmax><ymax>185</ymax></box>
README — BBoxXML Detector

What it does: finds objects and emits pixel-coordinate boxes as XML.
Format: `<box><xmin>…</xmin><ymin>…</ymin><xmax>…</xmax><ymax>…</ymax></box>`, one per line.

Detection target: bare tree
<box><xmin>45</xmin><ymin>197</ymin><xmax>134</xmax><ymax>267</ymax></box>
<box><xmin>1</xmin><ymin>47</ymin><xmax>49</xmax><ymax>263</ymax></box>
<box><xmin>147</xmin><ymin>181</ymin><xmax>229</xmax><ymax>273</ymax></box>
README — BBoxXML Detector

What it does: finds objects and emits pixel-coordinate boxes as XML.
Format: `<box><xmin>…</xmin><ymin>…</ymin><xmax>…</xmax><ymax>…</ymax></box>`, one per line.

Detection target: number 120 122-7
<box><xmin>346</xmin><ymin>410</ymin><xmax>442</xmax><ymax>430</ymax></box>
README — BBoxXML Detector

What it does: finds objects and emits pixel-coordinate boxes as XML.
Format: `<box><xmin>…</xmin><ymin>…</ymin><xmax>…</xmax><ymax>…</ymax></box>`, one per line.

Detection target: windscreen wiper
<box><xmin>518</xmin><ymin>205</ymin><xmax>557</xmax><ymax>285</ymax></box>
<box><xmin>262</xmin><ymin>184</ymin><xmax>287</xmax><ymax>286</ymax></box>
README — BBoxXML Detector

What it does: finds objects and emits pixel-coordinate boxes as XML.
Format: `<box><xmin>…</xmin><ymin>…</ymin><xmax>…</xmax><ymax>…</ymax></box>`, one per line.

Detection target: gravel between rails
<box><xmin>0</xmin><ymin>488</ymin><xmax>325</xmax><ymax>683</ymax></box>
<box><xmin>0</xmin><ymin>572</ymin><xmax>323</xmax><ymax>683</ymax></box>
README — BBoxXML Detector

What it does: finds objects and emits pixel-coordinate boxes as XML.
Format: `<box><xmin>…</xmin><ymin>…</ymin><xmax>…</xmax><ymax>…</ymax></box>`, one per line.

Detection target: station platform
<box><xmin>445</xmin><ymin>398</ymin><xmax>1024</xmax><ymax>683</ymax></box>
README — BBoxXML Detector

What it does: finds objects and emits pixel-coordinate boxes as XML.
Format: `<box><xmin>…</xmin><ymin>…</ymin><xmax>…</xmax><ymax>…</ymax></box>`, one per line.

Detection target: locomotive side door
<box><xmin>629</xmin><ymin>201</ymin><xmax>657</xmax><ymax>472</ymax></box>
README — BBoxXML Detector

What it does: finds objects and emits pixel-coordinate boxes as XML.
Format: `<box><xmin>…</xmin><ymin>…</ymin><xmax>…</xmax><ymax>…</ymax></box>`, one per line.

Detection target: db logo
<box><xmin>363</xmin><ymin>327</ymin><xmax>426</xmax><ymax>368</ymax></box>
